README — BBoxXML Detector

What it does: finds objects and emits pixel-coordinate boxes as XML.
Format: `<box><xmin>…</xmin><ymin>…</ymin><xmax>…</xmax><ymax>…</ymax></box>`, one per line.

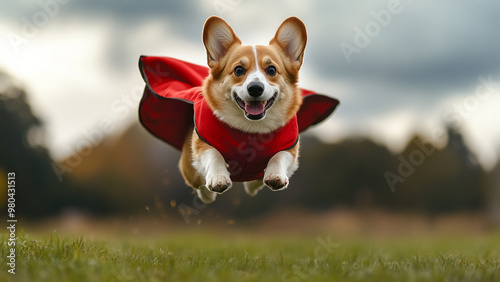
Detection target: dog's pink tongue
<box><xmin>245</xmin><ymin>101</ymin><xmax>265</xmax><ymax>115</ymax></box>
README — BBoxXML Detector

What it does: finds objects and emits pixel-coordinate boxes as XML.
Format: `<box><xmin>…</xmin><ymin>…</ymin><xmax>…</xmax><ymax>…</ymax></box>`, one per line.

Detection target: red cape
<box><xmin>138</xmin><ymin>56</ymin><xmax>340</xmax><ymax>151</ymax></box>
<box><xmin>193</xmin><ymin>94</ymin><xmax>299</xmax><ymax>182</ymax></box>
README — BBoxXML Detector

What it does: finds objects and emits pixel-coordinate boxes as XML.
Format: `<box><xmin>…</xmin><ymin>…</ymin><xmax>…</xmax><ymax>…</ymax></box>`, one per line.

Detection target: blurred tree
<box><xmin>291</xmin><ymin>136</ymin><xmax>396</xmax><ymax>210</ymax></box>
<box><xmin>79</xmin><ymin>125</ymin><xmax>487</xmax><ymax>218</ymax></box>
<box><xmin>391</xmin><ymin>127</ymin><xmax>485</xmax><ymax>213</ymax></box>
<box><xmin>0</xmin><ymin>71</ymin><xmax>72</xmax><ymax>217</ymax></box>
<box><xmin>60</xmin><ymin>123</ymin><xmax>193</xmax><ymax>215</ymax></box>
<box><xmin>486</xmin><ymin>161</ymin><xmax>500</xmax><ymax>228</ymax></box>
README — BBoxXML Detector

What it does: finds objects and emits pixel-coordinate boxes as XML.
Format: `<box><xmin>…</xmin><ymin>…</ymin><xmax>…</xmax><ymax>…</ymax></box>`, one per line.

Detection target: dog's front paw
<box><xmin>206</xmin><ymin>174</ymin><xmax>232</xmax><ymax>193</ymax></box>
<box><xmin>196</xmin><ymin>186</ymin><xmax>217</xmax><ymax>203</ymax></box>
<box><xmin>264</xmin><ymin>171</ymin><xmax>289</xmax><ymax>191</ymax></box>
<box><xmin>244</xmin><ymin>180</ymin><xmax>265</xmax><ymax>196</ymax></box>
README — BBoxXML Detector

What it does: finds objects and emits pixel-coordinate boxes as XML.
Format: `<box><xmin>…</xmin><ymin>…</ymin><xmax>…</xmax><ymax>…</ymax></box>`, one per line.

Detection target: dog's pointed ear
<box><xmin>203</xmin><ymin>16</ymin><xmax>241</xmax><ymax>68</ymax></box>
<box><xmin>270</xmin><ymin>17</ymin><xmax>307</xmax><ymax>70</ymax></box>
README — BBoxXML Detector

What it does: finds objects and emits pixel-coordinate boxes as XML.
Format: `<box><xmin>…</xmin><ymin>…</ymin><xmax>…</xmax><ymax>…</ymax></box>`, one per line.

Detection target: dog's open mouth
<box><xmin>234</xmin><ymin>92</ymin><xmax>277</xmax><ymax>120</ymax></box>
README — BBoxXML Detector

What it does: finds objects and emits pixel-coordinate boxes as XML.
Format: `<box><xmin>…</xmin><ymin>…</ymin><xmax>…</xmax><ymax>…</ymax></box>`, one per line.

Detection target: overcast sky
<box><xmin>1</xmin><ymin>0</ymin><xmax>499</xmax><ymax>167</ymax></box>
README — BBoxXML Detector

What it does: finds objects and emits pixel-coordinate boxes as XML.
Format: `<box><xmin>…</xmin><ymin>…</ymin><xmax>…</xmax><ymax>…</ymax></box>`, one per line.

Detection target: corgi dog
<box><xmin>178</xmin><ymin>16</ymin><xmax>307</xmax><ymax>203</ymax></box>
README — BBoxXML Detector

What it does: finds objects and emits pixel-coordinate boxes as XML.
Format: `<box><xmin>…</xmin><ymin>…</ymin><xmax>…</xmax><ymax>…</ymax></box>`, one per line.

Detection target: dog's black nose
<box><xmin>247</xmin><ymin>82</ymin><xmax>264</xmax><ymax>97</ymax></box>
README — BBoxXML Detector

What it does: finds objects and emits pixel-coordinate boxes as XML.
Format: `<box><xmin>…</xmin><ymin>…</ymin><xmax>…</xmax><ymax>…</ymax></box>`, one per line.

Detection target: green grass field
<box><xmin>2</xmin><ymin>230</ymin><xmax>499</xmax><ymax>282</ymax></box>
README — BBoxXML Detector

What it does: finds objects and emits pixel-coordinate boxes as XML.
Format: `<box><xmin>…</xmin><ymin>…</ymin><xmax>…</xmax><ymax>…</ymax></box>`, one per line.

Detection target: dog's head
<box><xmin>202</xmin><ymin>16</ymin><xmax>307</xmax><ymax>133</ymax></box>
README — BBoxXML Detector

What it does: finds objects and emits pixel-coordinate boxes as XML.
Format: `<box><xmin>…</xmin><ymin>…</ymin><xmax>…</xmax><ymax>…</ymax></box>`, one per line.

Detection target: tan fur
<box><xmin>179</xmin><ymin>129</ymin><xmax>204</xmax><ymax>189</ymax></box>
<box><xmin>287</xmin><ymin>141</ymin><xmax>299</xmax><ymax>160</ymax></box>
<box><xmin>180</xmin><ymin>16</ymin><xmax>308</xmax><ymax>202</ymax></box>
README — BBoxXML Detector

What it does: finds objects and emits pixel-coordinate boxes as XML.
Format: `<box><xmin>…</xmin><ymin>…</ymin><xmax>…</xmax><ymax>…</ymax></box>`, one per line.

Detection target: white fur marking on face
<box><xmin>231</xmin><ymin>46</ymin><xmax>279</xmax><ymax>104</ymax></box>
<box><xmin>215</xmin><ymin>45</ymin><xmax>289</xmax><ymax>134</ymax></box>
<box><xmin>252</xmin><ymin>45</ymin><xmax>260</xmax><ymax>73</ymax></box>
<box><xmin>245</xmin><ymin>45</ymin><xmax>267</xmax><ymax>89</ymax></box>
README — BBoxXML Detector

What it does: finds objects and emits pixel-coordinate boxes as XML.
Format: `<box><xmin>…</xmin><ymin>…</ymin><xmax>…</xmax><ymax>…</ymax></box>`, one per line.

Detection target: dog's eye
<box><xmin>234</xmin><ymin>66</ymin><xmax>246</xmax><ymax>76</ymax></box>
<box><xmin>265</xmin><ymin>66</ymin><xmax>277</xmax><ymax>76</ymax></box>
